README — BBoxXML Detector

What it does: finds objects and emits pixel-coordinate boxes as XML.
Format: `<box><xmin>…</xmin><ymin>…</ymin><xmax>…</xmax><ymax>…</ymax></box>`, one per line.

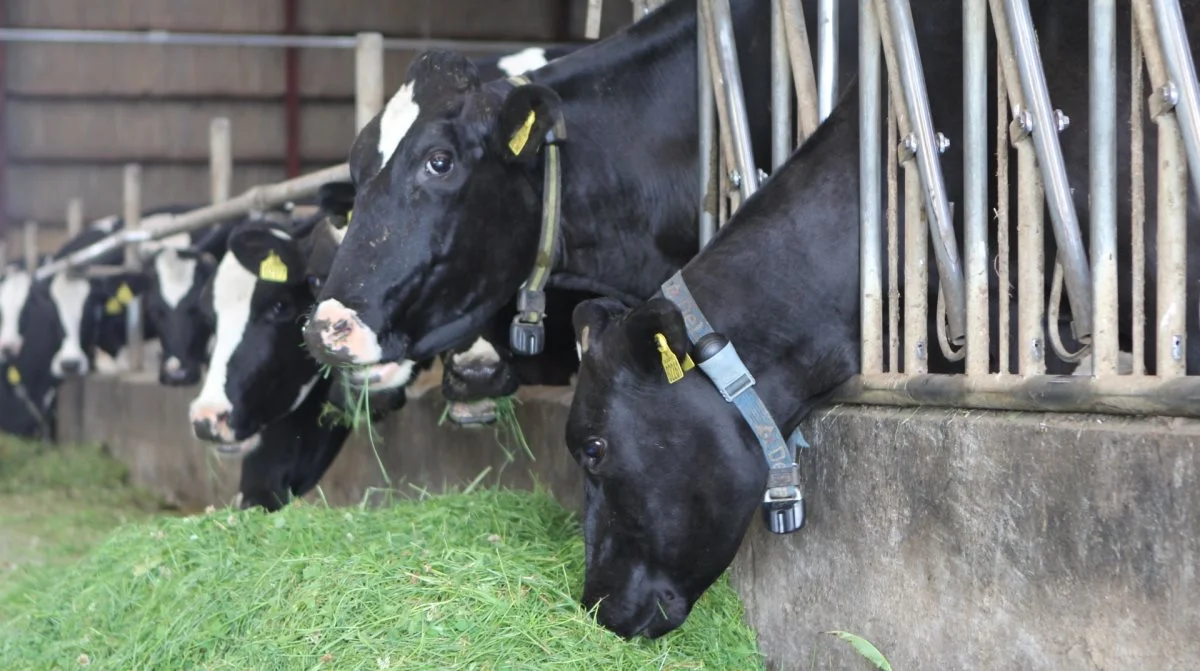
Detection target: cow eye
<box><xmin>582</xmin><ymin>436</ymin><xmax>607</xmax><ymax>463</ymax></box>
<box><xmin>424</xmin><ymin>150</ymin><xmax>454</xmax><ymax>176</ymax></box>
<box><xmin>269</xmin><ymin>300</ymin><xmax>294</xmax><ymax>321</ymax></box>
<box><xmin>307</xmin><ymin>275</ymin><xmax>323</xmax><ymax>292</ymax></box>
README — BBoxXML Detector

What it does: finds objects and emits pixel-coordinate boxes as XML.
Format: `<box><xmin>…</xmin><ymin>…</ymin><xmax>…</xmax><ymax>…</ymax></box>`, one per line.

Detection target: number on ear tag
<box><xmin>655</xmin><ymin>332</ymin><xmax>685</xmax><ymax>384</ymax></box>
<box><xmin>508</xmin><ymin>110</ymin><xmax>536</xmax><ymax>156</ymax></box>
<box><xmin>259</xmin><ymin>250</ymin><xmax>288</xmax><ymax>283</ymax></box>
<box><xmin>7</xmin><ymin>365</ymin><xmax>20</xmax><ymax>386</ymax></box>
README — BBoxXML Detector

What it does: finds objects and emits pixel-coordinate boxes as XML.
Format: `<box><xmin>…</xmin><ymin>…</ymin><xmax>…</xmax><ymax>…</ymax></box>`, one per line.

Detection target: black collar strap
<box><xmin>503</xmin><ymin>74</ymin><xmax>567</xmax><ymax>356</ymax></box>
<box><xmin>658</xmin><ymin>270</ymin><xmax>807</xmax><ymax>535</ymax></box>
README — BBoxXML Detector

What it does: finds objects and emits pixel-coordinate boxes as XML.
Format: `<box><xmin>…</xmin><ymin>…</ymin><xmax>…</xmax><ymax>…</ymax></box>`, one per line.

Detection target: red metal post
<box><xmin>284</xmin><ymin>0</ymin><xmax>301</xmax><ymax>178</ymax></box>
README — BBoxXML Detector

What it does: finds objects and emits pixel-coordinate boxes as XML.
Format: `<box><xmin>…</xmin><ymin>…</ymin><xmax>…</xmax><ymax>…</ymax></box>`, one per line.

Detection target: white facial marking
<box><xmin>290</xmin><ymin>374</ymin><xmax>320</xmax><ymax>412</ymax></box>
<box><xmin>576</xmin><ymin>342</ymin><xmax>583</xmax><ymax>362</ymax></box>
<box><xmin>190</xmin><ymin>253</ymin><xmax>257</xmax><ymax>418</ymax></box>
<box><xmin>89</xmin><ymin>215</ymin><xmax>120</xmax><ymax>233</ymax></box>
<box><xmin>310</xmin><ymin>298</ymin><xmax>384</xmax><ymax>364</ymax></box>
<box><xmin>0</xmin><ymin>269</ymin><xmax>33</xmax><ymax>352</ymax></box>
<box><xmin>49</xmin><ymin>273</ymin><xmax>92</xmax><ymax>377</ymax></box>
<box><xmin>497</xmin><ymin>47</ymin><xmax>548</xmax><ymax>77</ymax></box>
<box><xmin>378</xmin><ymin>81</ymin><xmax>420</xmax><ymax>168</ymax></box>
<box><xmin>154</xmin><ymin>248</ymin><xmax>198</xmax><ymax>310</ymax></box>
<box><xmin>330</xmin><ymin>224</ymin><xmax>347</xmax><ymax>245</ymax></box>
<box><xmin>450</xmin><ymin>337</ymin><xmax>501</xmax><ymax>366</ymax></box>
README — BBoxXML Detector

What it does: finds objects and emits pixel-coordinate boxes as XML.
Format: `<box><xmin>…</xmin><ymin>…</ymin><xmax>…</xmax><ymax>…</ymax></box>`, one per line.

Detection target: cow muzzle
<box><xmin>160</xmin><ymin>356</ymin><xmax>200</xmax><ymax>386</ymax></box>
<box><xmin>190</xmin><ymin>405</ymin><xmax>236</xmax><ymax>444</ymax></box>
<box><xmin>304</xmin><ymin>299</ymin><xmax>385</xmax><ymax>366</ymax></box>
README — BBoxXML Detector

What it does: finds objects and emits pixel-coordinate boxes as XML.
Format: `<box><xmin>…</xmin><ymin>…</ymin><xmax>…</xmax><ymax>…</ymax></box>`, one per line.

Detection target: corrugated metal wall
<box><xmin>3</xmin><ymin>0</ymin><xmax>632</xmax><ymax>253</ymax></box>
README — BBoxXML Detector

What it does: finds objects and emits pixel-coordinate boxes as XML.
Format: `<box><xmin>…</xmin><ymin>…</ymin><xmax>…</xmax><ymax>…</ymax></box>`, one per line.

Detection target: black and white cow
<box><xmin>302</xmin><ymin>0</ymin><xmax>786</xmax><ymax>377</ymax></box>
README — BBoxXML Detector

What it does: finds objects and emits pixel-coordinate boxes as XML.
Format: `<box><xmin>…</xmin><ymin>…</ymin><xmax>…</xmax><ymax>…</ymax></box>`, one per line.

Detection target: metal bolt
<box><xmin>1017</xmin><ymin>109</ymin><xmax>1034</xmax><ymax>134</ymax></box>
<box><xmin>1031</xmin><ymin>338</ymin><xmax>1043</xmax><ymax>362</ymax></box>
<box><xmin>1173</xmin><ymin>335</ymin><xmax>1183</xmax><ymax>361</ymax></box>
<box><xmin>729</xmin><ymin>170</ymin><xmax>742</xmax><ymax>188</ymax></box>
<box><xmin>915</xmin><ymin>340</ymin><xmax>927</xmax><ymax>361</ymax></box>
<box><xmin>900</xmin><ymin>133</ymin><xmax>919</xmax><ymax>160</ymax></box>
<box><xmin>757</xmin><ymin>168</ymin><xmax>769</xmax><ymax>183</ymax></box>
<box><xmin>1162</xmin><ymin>82</ymin><xmax>1180</xmax><ymax>107</ymax></box>
<box><xmin>935</xmin><ymin>132</ymin><xmax>951</xmax><ymax>154</ymax></box>
<box><xmin>1054</xmin><ymin>109</ymin><xmax>1070</xmax><ymax>132</ymax></box>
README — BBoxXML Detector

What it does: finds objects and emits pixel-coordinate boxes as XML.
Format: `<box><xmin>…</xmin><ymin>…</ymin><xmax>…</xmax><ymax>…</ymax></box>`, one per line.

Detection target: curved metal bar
<box><xmin>878</xmin><ymin>0</ymin><xmax>968</xmax><ymax>344</ymax></box>
<box><xmin>1151</xmin><ymin>0</ymin><xmax>1200</xmax><ymax>200</ymax></box>
<box><xmin>999</xmin><ymin>0</ymin><xmax>1094</xmax><ymax>343</ymax></box>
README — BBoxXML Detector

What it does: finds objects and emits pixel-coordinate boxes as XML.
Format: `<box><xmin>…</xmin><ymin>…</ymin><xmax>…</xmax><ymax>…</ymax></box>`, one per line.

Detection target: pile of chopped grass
<box><xmin>0</xmin><ymin>436</ymin><xmax>168</xmax><ymax>609</ymax></box>
<box><xmin>0</xmin><ymin>488</ymin><xmax>764</xmax><ymax>670</ymax></box>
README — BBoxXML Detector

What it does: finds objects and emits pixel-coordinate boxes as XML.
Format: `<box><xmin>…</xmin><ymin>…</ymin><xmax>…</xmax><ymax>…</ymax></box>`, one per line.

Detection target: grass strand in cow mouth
<box><xmin>0</xmin><ymin>487</ymin><xmax>765</xmax><ymax>669</ymax></box>
<box><xmin>438</xmin><ymin>395</ymin><xmax>534</xmax><ymax>462</ymax></box>
<box><xmin>318</xmin><ymin>362</ymin><xmax>390</xmax><ymax>487</ymax></box>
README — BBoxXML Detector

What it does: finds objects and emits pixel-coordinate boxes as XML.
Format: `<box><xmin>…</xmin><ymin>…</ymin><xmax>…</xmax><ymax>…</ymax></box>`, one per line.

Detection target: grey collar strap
<box><xmin>659</xmin><ymin>270</ymin><xmax>806</xmax><ymax>535</ymax></box>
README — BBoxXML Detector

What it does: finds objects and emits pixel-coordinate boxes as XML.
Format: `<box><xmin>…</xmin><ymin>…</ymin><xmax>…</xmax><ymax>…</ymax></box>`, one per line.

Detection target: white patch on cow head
<box><xmin>0</xmin><ymin>269</ymin><xmax>33</xmax><ymax>354</ymax></box>
<box><xmin>497</xmin><ymin>47</ymin><xmax>548</xmax><ymax>77</ymax></box>
<box><xmin>450</xmin><ymin>337</ymin><xmax>501</xmax><ymax>367</ymax></box>
<box><xmin>49</xmin><ymin>273</ymin><xmax>93</xmax><ymax>377</ymax></box>
<box><xmin>89</xmin><ymin>215</ymin><xmax>120</xmax><ymax>233</ymax></box>
<box><xmin>154</xmin><ymin>248</ymin><xmax>198</xmax><ymax>310</ymax></box>
<box><xmin>378</xmin><ymin>82</ymin><xmax>420</xmax><ymax>168</ymax></box>
<box><xmin>190</xmin><ymin>254</ymin><xmax>257</xmax><ymax>417</ymax></box>
<box><xmin>329</xmin><ymin>224</ymin><xmax>347</xmax><ymax>245</ymax></box>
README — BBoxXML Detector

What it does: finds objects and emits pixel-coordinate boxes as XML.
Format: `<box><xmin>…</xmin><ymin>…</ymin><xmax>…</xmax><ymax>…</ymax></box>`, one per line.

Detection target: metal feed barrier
<box><xmin>697</xmin><ymin>0</ymin><xmax>1200</xmax><ymax>419</ymax></box>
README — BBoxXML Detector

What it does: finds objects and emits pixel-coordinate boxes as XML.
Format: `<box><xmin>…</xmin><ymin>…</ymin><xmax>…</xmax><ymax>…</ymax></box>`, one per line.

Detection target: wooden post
<box><xmin>66</xmin><ymin>198</ymin><xmax>83</xmax><ymax>239</ymax></box>
<box><xmin>210</xmin><ymin>117</ymin><xmax>232</xmax><ymax>204</ymax></box>
<box><xmin>22</xmin><ymin>220</ymin><xmax>37</xmax><ymax>270</ymax></box>
<box><xmin>355</xmin><ymin>32</ymin><xmax>384</xmax><ymax>133</ymax></box>
<box><xmin>123</xmin><ymin>164</ymin><xmax>144</xmax><ymax>373</ymax></box>
<box><xmin>585</xmin><ymin>0</ymin><xmax>604</xmax><ymax>39</ymax></box>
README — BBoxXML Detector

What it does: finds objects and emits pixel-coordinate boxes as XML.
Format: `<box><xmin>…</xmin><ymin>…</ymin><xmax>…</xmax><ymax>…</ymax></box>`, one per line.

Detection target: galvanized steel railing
<box><xmin>700</xmin><ymin>0</ymin><xmax>1200</xmax><ymax>419</ymax></box>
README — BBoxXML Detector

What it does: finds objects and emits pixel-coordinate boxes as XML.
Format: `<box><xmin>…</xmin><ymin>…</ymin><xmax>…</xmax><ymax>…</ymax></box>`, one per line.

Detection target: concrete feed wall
<box><xmin>55</xmin><ymin>376</ymin><xmax>1200</xmax><ymax>670</ymax></box>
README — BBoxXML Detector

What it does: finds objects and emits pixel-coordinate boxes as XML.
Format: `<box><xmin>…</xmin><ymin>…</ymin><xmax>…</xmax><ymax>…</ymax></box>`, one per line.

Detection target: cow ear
<box><xmin>496</xmin><ymin>84</ymin><xmax>562</xmax><ymax>164</ymax></box>
<box><xmin>572</xmin><ymin>297</ymin><xmax>628</xmax><ymax>360</ymax></box>
<box><xmin>619</xmin><ymin>297</ymin><xmax>691</xmax><ymax>383</ymax></box>
<box><xmin>228</xmin><ymin>226</ymin><xmax>304</xmax><ymax>286</ymax></box>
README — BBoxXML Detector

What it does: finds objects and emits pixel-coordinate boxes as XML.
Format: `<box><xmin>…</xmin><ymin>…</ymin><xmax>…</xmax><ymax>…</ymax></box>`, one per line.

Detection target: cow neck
<box><xmin>657</xmin><ymin>96</ymin><xmax>860</xmax><ymax>444</ymax></box>
<box><xmin>517</xmin><ymin>0</ymin><xmax>769</xmax><ymax>305</ymax></box>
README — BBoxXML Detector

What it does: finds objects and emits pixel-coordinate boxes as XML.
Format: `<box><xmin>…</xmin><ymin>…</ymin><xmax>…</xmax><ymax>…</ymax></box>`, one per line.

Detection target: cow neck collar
<box><xmin>499</xmin><ymin>74</ymin><xmax>567</xmax><ymax>358</ymax></box>
<box><xmin>656</xmin><ymin>270</ymin><xmax>807</xmax><ymax>535</ymax></box>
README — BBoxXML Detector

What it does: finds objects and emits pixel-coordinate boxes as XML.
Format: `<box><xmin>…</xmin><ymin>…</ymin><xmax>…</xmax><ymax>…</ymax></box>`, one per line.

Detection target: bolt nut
<box><xmin>1054</xmin><ymin>109</ymin><xmax>1070</xmax><ymax>132</ymax></box>
<box><xmin>935</xmin><ymin>132</ymin><xmax>951</xmax><ymax>154</ymax></box>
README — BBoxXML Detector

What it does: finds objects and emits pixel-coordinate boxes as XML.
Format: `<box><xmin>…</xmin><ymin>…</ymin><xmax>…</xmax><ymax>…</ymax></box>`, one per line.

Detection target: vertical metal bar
<box><xmin>887</xmin><ymin>99</ymin><xmax>900</xmax><ymax>371</ymax></box>
<box><xmin>1135</xmin><ymin>0</ymin><xmax>1188</xmax><ymax>377</ymax></box>
<box><xmin>283</xmin><ymin>0</ymin><xmax>301</xmax><ymax>178</ymax></box>
<box><xmin>1016</xmin><ymin>140</ymin><xmax>1045</xmax><ymax>375</ymax></box>
<box><xmin>698</xmin><ymin>0</ymin><xmax>717</xmax><ymax>249</ymax></box>
<box><xmin>22</xmin><ymin>221</ymin><xmax>37</xmax><ymax>271</ymax></box>
<box><xmin>964</xmin><ymin>0</ymin><xmax>989</xmax><ymax>375</ymax></box>
<box><xmin>1090</xmin><ymin>0</ymin><xmax>1119</xmax><ymax>377</ymax></box>
<box><xmin>355</xmin><ymin>32</ymin><xmax>384</xmax><ymax>133</ymax></box>
<box><xmin>700</xmin><ymin>0</ymin><xmax>739</xmax><ymax>204</ymax></box>
<box><xmin>585</xmin><ymin>0</ymin><xmax>604</xmax><ymax>39</ymax></box>
<box><xmin>209</xmin><ymin>117</ymin><xmax>232</xmax><ymax>205</ymax></box>
<box><xmin>876</xmin><ymin>0</ymin><xmax>968</xmax><ymax>344</ymax></box>
<box><xmin>1131</xmin><ymin>6</ymin><xmax>1147</xmax><ymax>376</ymax></box>
<box><xmin>123</xmin><ymin>164</ymin><xmax>143</xmax><ymax>374</ymax></box>
<box><xmin>66</xmin><ymin>198</ymin><xmax>83</xmax><ymax>239</ymax></box>
<box><xmin>1151</xmin><ymin>0</ymin><xmax>1200</xmax><ymax>200</ymax></box>
<box><xmin>903</xmin><ymin>169</ymin><xmax>929</xmax><ymax>374</ymax></box>
<box><xmin>817</xmin><ymin>0</ymin><xmax>839</xmax><ymax>121</ymax></box>
<box><xmin>781</xmin><ymin>0</ymin><xmax>821</xmax><ymax>143</ymax></box>
<box><xmin>710</xmin><ymin>0</ymin><xmax>760</xmax><ymax>200</ymax></box>
<box><xmin>860</xmin><ymin>0</ymin><xmax>883</xmax><ymax>375</ymax></box>
<box><xmin>771</xmin><ymin>0</ymin><xmax>792</xmax><ymax>170</ymax></box>
<box><xmin>996</xmin><ymin>66</ymin><xmax>1011</xmax><ymax>375</ymax></box>
<box><xmin>999</xmin><ymin>0</ymin><xmax>1094</xmax><ymax>343</ymax></box>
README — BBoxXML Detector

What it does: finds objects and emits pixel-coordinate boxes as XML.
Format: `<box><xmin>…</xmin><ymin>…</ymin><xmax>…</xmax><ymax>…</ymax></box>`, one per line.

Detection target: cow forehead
<box><xmin>212</xmin><ymin>254</ymin><xmax>258</xmax><ymax>315</ymax></box>
<box><xmin>154</xmin><ymin>249</ymin><xmax>198</xmax><ymax>310</ymax></box>
<box><xmin>0</xmin><ymin>271</ymin><xmax>32</xmax><ymax>313</ymax></box>
<box><xmin>378</xmin><ymin>81</ymin><xmax>421</xmax><ymax>168</ymax></box>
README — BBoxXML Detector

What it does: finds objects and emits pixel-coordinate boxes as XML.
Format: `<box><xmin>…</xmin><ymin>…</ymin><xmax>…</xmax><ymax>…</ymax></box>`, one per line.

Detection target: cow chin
<box><xmin>213</xmin><ymin>433</ymin><xmax>262</xmax><ymax>458</ymax></box>
<box><xmin>345</xmin><ymin>359</ymin><xmax>416</xmax><ymax>392</ymax></box>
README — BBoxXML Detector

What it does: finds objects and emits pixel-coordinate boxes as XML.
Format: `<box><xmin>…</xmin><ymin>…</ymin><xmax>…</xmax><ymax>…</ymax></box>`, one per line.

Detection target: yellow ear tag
<box><xmin>346</xmin><ymin>209</ymin><xmax>353</xmax><ymax>225</ymax></box>
<box><xmin>7</xmin><ymin>365</ymin><xmax>20</xmax><ymax>386</ymax></box>
<box><xmin>508</xmin><ymin>110</ymin><xmax>537</xmax><ymax>156</ymax></box>
<box><xmin>115</xmin><ymin>282</ymin><xmax>134</xmax><ymax>305</ymax></box>
<box><xmin>258</xmin><ymin>250</ymin><xmax>289</xmax><ymax>283</ymax></box>
<box><xmin>104</xmin><ymin>297</ymin><xmax>123</xmax><ymax>315</ymax></box>
<box><xmin>681</xmin><ymin>353</ymin><xmax>695</xmax><ymax>372</ymax></box>
<box><xmin>655</xmin><ymin>332</ymin><xmax>685</xmax><ymax>384</ymax></box>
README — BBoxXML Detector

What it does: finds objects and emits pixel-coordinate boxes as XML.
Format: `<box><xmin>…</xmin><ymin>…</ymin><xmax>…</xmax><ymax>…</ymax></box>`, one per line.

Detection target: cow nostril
<box><xmin>331</xmin><ymin>319</ymin><xmax>352</xmax><ymax>337</ymax></box>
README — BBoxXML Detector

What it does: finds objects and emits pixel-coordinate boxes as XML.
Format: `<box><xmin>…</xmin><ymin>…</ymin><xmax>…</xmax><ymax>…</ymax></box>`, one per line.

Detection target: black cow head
<box><xmin>23</xmin><ymin>270</ymin><xmax>151</xmax><ymax>379</ymax></box>
<box><xmin>304</xmin><ymin>49</ymin><xmax>563</xmax><ymax>371</ymax></box>
<box><xmin>0</xmin><ymin>264</ymin><xmax>34</xmax><ymax>359</ymax></box>
<box><xmin>565</xmin><ymin>296</ymin><xmax>766</xmax><ymax>639</ymax></box>
<box><xmin>188</xmin><ymin>220</ymin><xmax>325</xmax><ymax>452</ymax></box>
<box><xmin>146</xmin><ymin>244</ymin><xmax>221</xmax><ymax>386</ymax></box>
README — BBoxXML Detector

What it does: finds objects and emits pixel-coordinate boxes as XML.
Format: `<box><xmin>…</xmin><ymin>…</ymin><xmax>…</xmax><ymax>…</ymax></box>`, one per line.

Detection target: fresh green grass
<box><xmin>0</xmin><ymin>488</ymin><xmax>764</xmax><ymax>670</ymax></box>
<box><xmin>0</xmin><ymin>437</ymin><xmax>170</xmax><ymax>612</ymax></box>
